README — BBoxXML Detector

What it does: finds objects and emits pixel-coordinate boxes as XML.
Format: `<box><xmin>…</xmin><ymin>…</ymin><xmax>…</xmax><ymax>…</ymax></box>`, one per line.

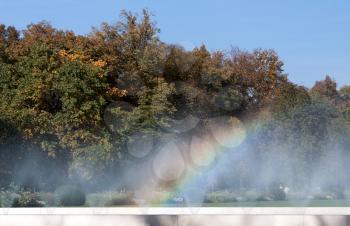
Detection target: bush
<box><xmin>165</xmin><ymin>195</ymin><xmax>186</xmax><ymax>206</ymax></box>
<box><xmin>11</xmin><ymin>192</ymin><xmax>44</xmax><ymax>207</ymax></box>
<box><xmin>39</xmin><ymin>192</ymin><xmax>58</xmax><ymax>207</ymax></box>
<box><xmin>244</xmin><ymin>190</ymin><xmax>259</xmax><ymax>202</ymax></box>
<box><xmin>312</xmin><ymin>193</ymin><xmax>335</xmax><ymax>200</ymax></box>
<box><xmin>325</xmin><ymin>184</ymin><xmax>345</xmax><ymax>199</ymax></box>
<box><xmin>256</xmin><ymin>195</ymin><xmax>273</xmax><ymax>202</ymax></box>
<box><xmin>147</xmin><ymin>191</ymin><xmax>172</xmax><ymax>204</ymax></box>
<box><xmin>104</xmin><ymin>192</ymin><xmax>135</xmax><ymax>206</ymax></box>
<box><xmin>0</xmin><ymin>184</ymin><xmax>21</xmax><ymax>207</ymax></box>
<box><xmin>269</xmin><ymin>183</ymin><xmax>286</xmax><ymax>201</ymax></box>
<box><xmin>204</xmin><ymin>191</ymin><xmax>238</xmax><ymax>203</ymax></box>
<box><xmin>86</xmin><ymin>193</ymin><xmax>109</xmax><ymax>207</ymax></box>
<box><xmin>86</xmin><ymin>192</ymin><xmax>136</xmax><ymax>207</ymax></box>
<box><xmin>56</xmin><ymin>185</ymin><xmax>86</xmax><ymax>206</ymax></box>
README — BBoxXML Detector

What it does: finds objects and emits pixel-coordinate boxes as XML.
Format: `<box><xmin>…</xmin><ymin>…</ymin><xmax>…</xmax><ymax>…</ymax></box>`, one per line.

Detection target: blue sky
<box><xmin>0</xmin><ymin>0</ymin><xmax>349</xmax><ymax>87</ymax></box>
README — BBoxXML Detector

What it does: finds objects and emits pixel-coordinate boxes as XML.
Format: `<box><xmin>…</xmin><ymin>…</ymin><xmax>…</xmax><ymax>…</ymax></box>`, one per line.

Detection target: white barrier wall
<box><xmin>1</xmin><ymin>208</ymin><xmax>350</xmax><ymax>226</ymax></box>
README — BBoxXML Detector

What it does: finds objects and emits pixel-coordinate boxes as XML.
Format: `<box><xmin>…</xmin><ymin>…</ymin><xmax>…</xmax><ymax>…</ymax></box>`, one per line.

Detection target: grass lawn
<box><xmin>125</xmin><ymin>200</ymin><xmax>350</xmax><ymax>207</ymax></box>
<box><xmin>201</xmin><ymin>200</ymin><xmax>350</xmax><ymax>207</ymax></box>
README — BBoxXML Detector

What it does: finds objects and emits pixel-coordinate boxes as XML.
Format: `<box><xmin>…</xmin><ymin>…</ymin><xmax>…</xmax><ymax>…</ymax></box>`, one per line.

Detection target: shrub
<box><xmin>104</xmin><ymin>192</ymin><xmax>135</xmax><ymax>206</ymax></box>
<box><xmin>86</xmin><ymin>193</ymin><xmax>109</xmax><ymax>207</ymax></box>
<box><xmin>87</xmin><ymin>192</ymin><xmax>136</xmax><ymax>207</ymax></box>
<box><xmin>39</xmin><ymin>192</ymin><xmax>58</xmax><ymax>207</ymax></box>
<box><xmin>256</xmin><ymin>195</ymin><xmax>273</xmax><ymax>202</ymax></box>
<box><xmin>147</xmin><ymin>191</ymin><xmax>172</xmax><ymax>204</ymax></box>
<box><xmin>271</xmin><ymin>189</ymin><xmax>286</xmax><ymax>201</ymax></box>
<box><xmin>11</xmin><ymin>192</ymin><xmax>44</xmax><ymax>207</ymax></box>
<box><xmin>1</xmin><ymin>192</ymin><xmax>19</xmax><ymax>207</ymax></box>
<box><xmin>0</xmin><ymin>184</ymin><xmax>21</xmax><ymax>207</ymax></box>
<box><xmin>269</xmin><ymin>183</ymin><xmax>286</xmax><ymax>201</ymax></box>
<box><xmin>204</xmin><ymin>191</ymin><xmax>238</xmax><ymax>203</ymax></box>
<box><xmin>312</xmin><ymin>193</ymin><xmax>334</xmax><ymax>200</ymax></box>
<box><xmin>244</xmin><ymin>190</ymin><xmax>259</xmax><ymax>202</ymax></box>
<box><xmin>325</xmin><ymin>184</ymin><xmax>345</xmax><ymax>199</ymax></box>
<box><xmin>56</xmin><ymin>185</ymin><xmax>86</xmax><ymax>206</ymax></box>
<box><xmin>165</xmin><ymin>195</ymin><xmax>186</xmax><ymax>206</ymax></box>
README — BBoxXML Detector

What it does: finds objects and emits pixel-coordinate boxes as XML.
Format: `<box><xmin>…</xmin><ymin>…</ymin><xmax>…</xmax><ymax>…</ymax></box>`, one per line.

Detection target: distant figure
<box><xmin>173</xmin><ymin>196</ymin><xmax>185</xmax><ymax>203</ymax></box>
<box><xmin>279</xmin><ymin>183</ymin><xmax>290</xmax><ymax>194</ymax></box>
<box><xmin>284</xmin><ymin>186</ymin><xmax>290</xmax><ymax>194</ymax></box>
<box><xmin>171</xmin><ymin>195</ymin><xmax>186</xmax><ymax>205</ymax></box>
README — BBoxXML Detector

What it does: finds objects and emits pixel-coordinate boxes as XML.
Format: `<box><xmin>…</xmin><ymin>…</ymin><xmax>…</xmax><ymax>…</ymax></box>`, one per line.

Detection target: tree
<box><xmin>0</xmin><ymin>25</ymin><xmax>19</xmax><ymax>62</ymax></box>
<box><xmin>339</xmin><ymin>85</ymin><xmax>350</xmax><ymax>99</ymax></box>
<box><xmin>226</xmin><ymin>48</ymin><xmax>288</xmax><ymax>111</ymax></box>
<box><xmin>310</xmin><ymin>75</ymin><xmax>339</xmax><ymax>102</ymax></box>
<box><xmin>1</xmin><ymin>9</ymin><xmax>350</xmax><ymax>194</ymax></box>
<box><xmin>270</xmin><ymin>82</ymin><xmax>311</xmax><ymax>118</ymax></box>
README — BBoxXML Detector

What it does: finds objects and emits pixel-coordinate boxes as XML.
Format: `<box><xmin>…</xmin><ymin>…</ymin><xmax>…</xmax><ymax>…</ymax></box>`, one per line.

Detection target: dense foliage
<box><xmin>1</xmin><ymin>10</ymin><xmax>350</xmax><ymax>200</ymax></box>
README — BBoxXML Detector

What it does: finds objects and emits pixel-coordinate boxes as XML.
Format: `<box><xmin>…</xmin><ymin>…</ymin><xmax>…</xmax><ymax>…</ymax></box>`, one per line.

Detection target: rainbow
<box><xmin>147</xmin><ymin>114</ymin><xmax>268</xmax><ymax>206</ymax></box>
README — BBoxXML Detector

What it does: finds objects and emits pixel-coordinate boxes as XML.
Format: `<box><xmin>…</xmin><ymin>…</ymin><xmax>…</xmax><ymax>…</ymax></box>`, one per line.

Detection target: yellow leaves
<box><xmin>58</xmin><ymin>49</ymin><xmax>85</xmax><ymax>61</ymax></box>
<box><xmin>90</xmin><ymin>59</ymin><xmax>107</xmax><ymax>78</ymax></box>
<box><xmin>69</xmin><ymin>53</ymin><xmax>84</xmax><ymax>61</ymax></box>
<box><xmin>96</xmin><ymin>73</ymin><xmax>104</xmax><ymax>78</ymax></box>
<box><xmin>58</xmin><ymin>49</ymin><xmax>68</xmax><ymax>58</ymax></box>
<box><xmin>107</xmin><ymin>87</ymin><xmax>128</xmax><ymax>98</ymax></box>
<box><xmin>91</xmin><ymin>59</ymin><xmax>107</xmax><ymax>68</ymax></box>
<box><xmin>58</xmin><ymin>49</ymin><xmax>107</xmax><ymax>78</ymax></box>
<box><xmin>23</xmin><ymin>128</ymin><xmax>33</xmax><ymax>139</ymax></box>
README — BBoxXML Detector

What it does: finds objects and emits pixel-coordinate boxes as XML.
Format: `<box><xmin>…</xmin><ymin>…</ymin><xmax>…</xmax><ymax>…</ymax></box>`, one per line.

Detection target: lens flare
<box><xmin>209</xmin><ymin>116</ymin><xmax>247</xmax><ymax>148</ymax></box>
<box><xmin>127</xmin><ymin>132</ymin><xmax>154</xmax><ymax>158</ymax></box>
<box><xmin>161</xmin><ymin>114</ymin><xmax>200</xmax><ymax>134</ymax></box>
<box><xmin>190</xmin><ymin>136</ymin><xmax>217</xmax><ymax>167</ymax></box>
<box><xmin>153</xmin><ymin>141</ymin><xmax>185</xmax><ymax>181</ymax></box>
